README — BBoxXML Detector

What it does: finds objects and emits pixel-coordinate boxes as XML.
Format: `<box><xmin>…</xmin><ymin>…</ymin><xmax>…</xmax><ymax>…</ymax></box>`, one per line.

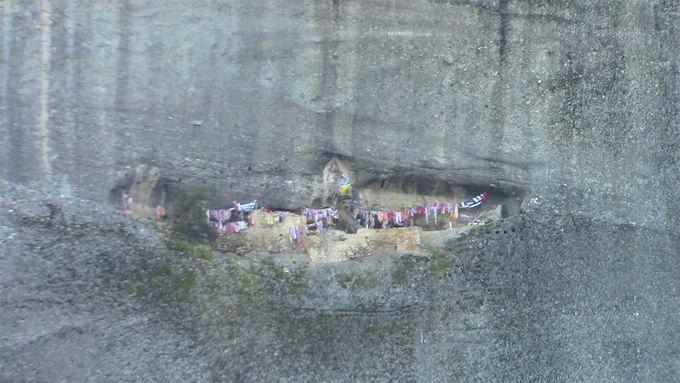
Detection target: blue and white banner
<box><xmin>457</xmin><ymin>192</ymin><xmax>488</xmax><ymax>209</ymax></box>
<box><xmin>234</xmin><ymin>200</ymin><xmax>257</xmax><ymax>212</ymax></box>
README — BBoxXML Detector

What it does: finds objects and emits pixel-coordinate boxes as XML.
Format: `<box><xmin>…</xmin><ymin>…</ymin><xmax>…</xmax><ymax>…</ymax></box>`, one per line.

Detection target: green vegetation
<box><xmin>147</xmin><ymin>258</ymin><xmax>198</xmax><ymax>291</ymax></box>
<box><xmin>137</xmin><ymin>257</ymin><xmax>198</xmax><ymax>299</ymax></box>
<box><xmin>391</xmin><ymin>253</ymin><xmax>428</xmax><ymax>285</ymax></box>
<box><xmin>260</xmin><ymin>258</ymin><xmax>285</xmax><ymax>278</ymax></box>
<box><xmin>287</xmin><ymin>266</ymin><xmax>308</xmax><ymax>295</ymax></box>
<box><xmin>215</xmin><ymin>235</ymin><xmax>250</xmax><ymax>254</ymax></box>
<box><xmin>169</xmin><ymin>233</ymin><xmax>215</xmax><ymax>261</ymax></box>
<box><xmin>231</xmin><ymin>265</ymin><xmax>267</xmax><ymax>305</ymax></box>
<box><xmin>427</xmin><ymin>246</ymin><xmax>452</xmax><ymax>273</ymax></box>
<box><xmin>150</xmin><ymin>259</ymin><xmax>172</xmax><ymax>277</ymax></box>
<box><xmin>260</xmin><ymin>258</ymin><xmax>308</xmax><ymax>295</ymax></box>
<box><xmin>173</xmin><ymin>269</ymin><xmax>197</xmax><ymax>289</ymax></box>
<box><xmin>391</xmin><ymin>266</ymin><xmax>407</xmax><ymax>285</ymax></box>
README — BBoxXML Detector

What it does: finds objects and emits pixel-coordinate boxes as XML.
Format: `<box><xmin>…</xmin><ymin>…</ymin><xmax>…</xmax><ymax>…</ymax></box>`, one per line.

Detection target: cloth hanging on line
<box><xmin>457</xmin><ymin>192</ymin><xmax>488</xmax><ymax>209</ymax></box>
<box><xmin>226</xmin><ymin>221</ymin><xmax>248</xmax><ymax>233</ymax></box>
<box><xmin>336</xmin><ymin>176</ymin><xmax>350</xmax><ymax>187</ymax></box>
<box><xmin>301</xmin><ymin>208</ymin><xmax>338</xmax><ymax>221</ymax></box>
<box><xmin>451</xmin><ymin>204</ymin><xmax>459</xmax><ymax>220</ymax></box>
<box><xmin>289</xmin><ymin>225</ymin><xmax>305</xmax><ymax>244</ymax></box>
<box><xmin>207</xmin><ymin>209</ymin><xmax>233</xmax><ymax>224</ymax></box>
<box><xmin>233</xmin><ymin>200</ymin><xmax>257</xmax><ymax>212</ymax></box>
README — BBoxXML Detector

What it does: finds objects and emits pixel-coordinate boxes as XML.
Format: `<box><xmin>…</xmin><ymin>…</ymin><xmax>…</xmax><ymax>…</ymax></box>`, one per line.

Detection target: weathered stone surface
<box><xmin>4</xmin><ymin>180</ymin><xmax>680</xmax><ymax>382</ymax></box>
<box><xmin>2</xmin><ymin>0</ymin><xmax>680</xmax><ymax>381</ymax></box>
<box><xmin>4</xmin><ymin>0</ymin><xmax>677</xmax><ymax>215</ymax></box>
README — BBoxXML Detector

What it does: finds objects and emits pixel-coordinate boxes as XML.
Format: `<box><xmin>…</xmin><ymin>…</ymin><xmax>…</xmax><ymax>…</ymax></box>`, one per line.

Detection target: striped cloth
<box><xmin>457</xmin><ymin>192</ymin><xmax>488</xmax><ymax>209</ymax></box>
<box><xmin>336</xmin><ymin>176</ymin><xmax>350</xmax><ymax>187</ymax></box>
<box><xmin>234</xmin><ymin>200</ymin><xmax>257</xmax><ymax>212</ymax></box>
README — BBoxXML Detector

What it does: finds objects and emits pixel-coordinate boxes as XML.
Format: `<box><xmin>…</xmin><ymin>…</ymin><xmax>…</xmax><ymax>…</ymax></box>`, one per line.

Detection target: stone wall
<box><xmin>3</xmin><ymin>0</ymin><xmax>678</xmax><ymax>222</ymax></box>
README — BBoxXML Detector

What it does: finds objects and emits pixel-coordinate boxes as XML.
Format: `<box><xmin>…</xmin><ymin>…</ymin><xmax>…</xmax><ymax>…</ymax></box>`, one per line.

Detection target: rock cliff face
<box><xmin>5</xmin><ymin>0</ymin><xmax>677</xmax><ymax>214</ymax></box>
<box><xmin>2</xmin><ymin>0</ymin><xmax>680</xmax><ymax>381</ymax></box>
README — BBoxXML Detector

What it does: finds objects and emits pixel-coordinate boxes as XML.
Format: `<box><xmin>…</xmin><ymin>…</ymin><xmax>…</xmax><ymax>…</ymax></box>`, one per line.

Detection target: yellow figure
<box><xmin>339</xmin><ymin>184</ymin><xmax>352</xmax><ymax>197</ymax></box>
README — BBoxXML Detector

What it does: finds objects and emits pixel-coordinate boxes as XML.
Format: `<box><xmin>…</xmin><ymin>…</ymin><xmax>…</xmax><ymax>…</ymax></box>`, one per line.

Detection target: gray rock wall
<box><xmin>3</xmin><ymin>0</ymin><xmax>680</xmax><ymax>381</ymax></box>
<box><xmin>3</xmin><ymin>0</ymin><xmax>678</xmax><ymax>214</ymax></box>
<box><xmin>4</xmin><ymin>181</ymin><xmax>680</xmax><ymax>381</ymax></box>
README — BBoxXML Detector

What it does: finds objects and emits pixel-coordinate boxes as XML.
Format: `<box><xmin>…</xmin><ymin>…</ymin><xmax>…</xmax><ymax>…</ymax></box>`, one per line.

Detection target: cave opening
<box><xmin>356</xmin><ymin>175</ymin><xmax>525</xmax><ymax>221</ymax></box>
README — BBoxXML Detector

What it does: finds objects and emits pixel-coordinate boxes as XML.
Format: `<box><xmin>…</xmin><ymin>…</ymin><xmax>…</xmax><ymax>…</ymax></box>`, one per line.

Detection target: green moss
<box><xmin>428</xmin><ymin>260</ymin><xmax>451</xmax><ymax>273</ymax></box>
<box><xmin>260</xmin><ymin>258</ymin><xmax>308</xmax><ymax>295</ymax></box>
<box><xmin>427</xmin><ymin>247</ymin><xmax>452</xmax><ymax>273</ymax></box>
<box><xmin>150</xmin><ymin>259</ymin><xmax>172</xmax><ymax>277</ymax></box>
<box><xmin>231</xmin><ymin>265</ymin><xmax>267</xmax><ymax>305</ymax></box>
<box><xmin>287</xmin><ymin>265</ymin><xmax>308</xmax><ymax>295</ymax></box>
<box><xmin>173</xmin><ymin>269</ymin><xmax>197</xmax><ymax>289</ymax></box>
<box><xmin>169</xmin><ymin>233</ymin><xmax>214</xmax><ymax>261</ymax></box>
<box><xmin>391</xmin><ymin>253</ymin><xmax>428</xmax><ymax>285</ymax></box>
<box><xmin>261</xmin><ymin>258</ymin><xmax>285</xmax><ymax>279</ymax></box>
<box><xmin>215</xmin><ymin>235</ymin><xmax>250</xmax><ymax>254</ymax></box>
<box><xmin>194</xmin><ymin>245</ymin><xmax>214</xmax><ymax>261</ymax></box>
<box><xmin>391</xmin><ymin>267</ymin><xmax>406</xmax><ymax>285</ymax></box>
